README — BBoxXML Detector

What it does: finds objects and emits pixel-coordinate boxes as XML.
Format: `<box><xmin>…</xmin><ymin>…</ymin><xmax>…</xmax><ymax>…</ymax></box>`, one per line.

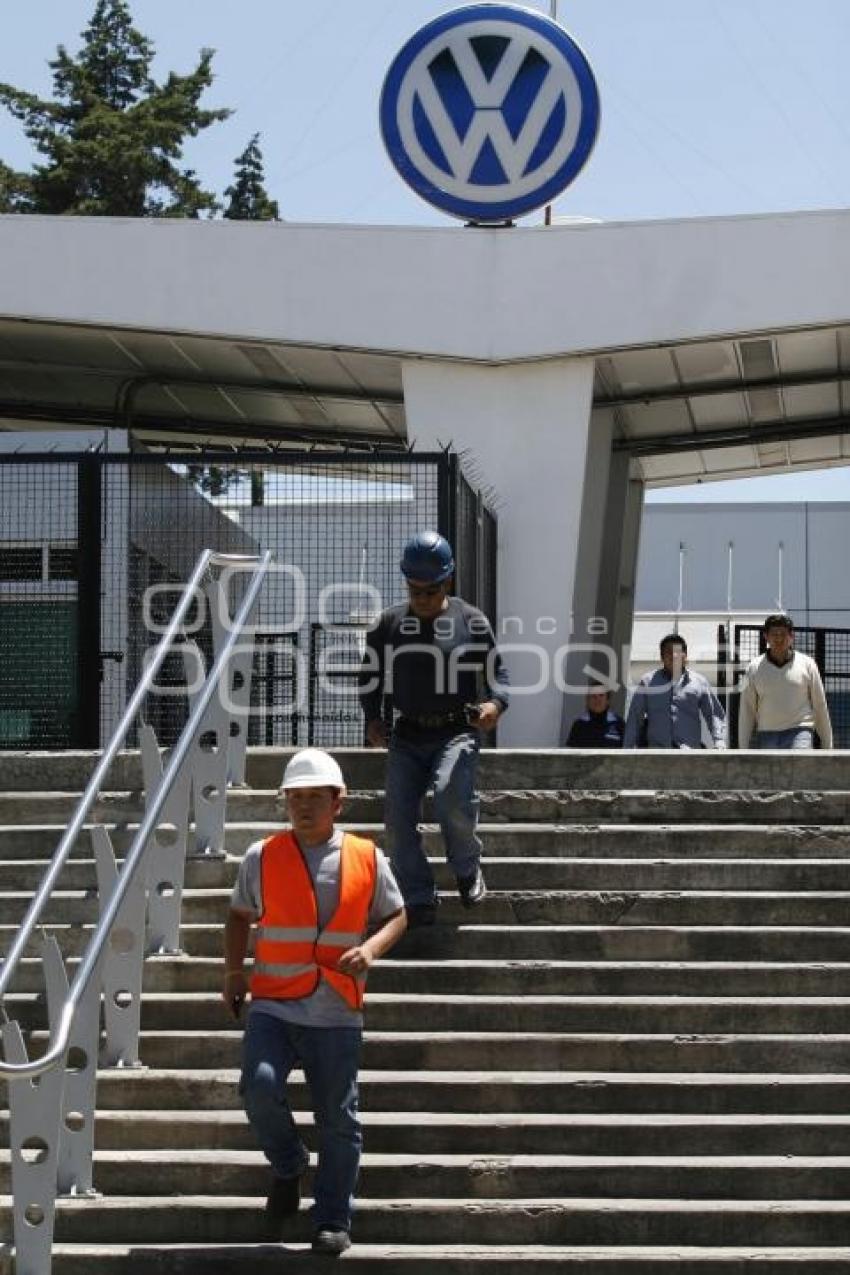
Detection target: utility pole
<box><xmin>544</xmin><ymin>1</ymin><xmax>559</xmax><ymax>226</ymax></box>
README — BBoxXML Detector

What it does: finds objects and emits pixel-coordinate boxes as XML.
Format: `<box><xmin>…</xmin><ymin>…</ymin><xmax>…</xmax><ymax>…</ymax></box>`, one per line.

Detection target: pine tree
<box><xmin>0</xmin><ymin>0</ymin><xmax>231</xmax><ymax>217</ymax></box>
<box><xmin>0</xmin><ymin>160</ymin><xmax>27</xmax><ymax>213</ymax></box>
<box><xmin>223</xmin><ymin>134</ymin><xmax>280</xmax><ymax>221</ymax></box>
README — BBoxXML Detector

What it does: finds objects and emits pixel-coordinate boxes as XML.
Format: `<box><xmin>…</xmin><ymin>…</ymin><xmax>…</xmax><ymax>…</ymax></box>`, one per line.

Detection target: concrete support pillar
<box><xmin>596</xmin><ymin>452</ymin><xmax>630</xmax><ymax>627</ymax></box>
<box><xmin>559</xmin><ymin>412</ymin><xmax>616</xmax><ymax>739</ymax></box>
<box><xmin>402</xmin><ymin>356</ymin><xmax>595</xmax><ymax>747</ymax></box>
<box><xmin>603</xmin><ymin>464</ymin><xmax>645</xmax><ymax>714</ymax></box>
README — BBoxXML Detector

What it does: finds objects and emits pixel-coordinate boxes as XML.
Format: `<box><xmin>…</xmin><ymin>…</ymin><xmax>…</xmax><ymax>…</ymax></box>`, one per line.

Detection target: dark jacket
<box><xmin>566</xmin><ymin>709</ymin><xmax>625</xmax><ymax>749</ymax></box>
<box><xmin>358</xmin><ymin>596</ymin><xmax>509</xmax><ymax>724</ymax></box>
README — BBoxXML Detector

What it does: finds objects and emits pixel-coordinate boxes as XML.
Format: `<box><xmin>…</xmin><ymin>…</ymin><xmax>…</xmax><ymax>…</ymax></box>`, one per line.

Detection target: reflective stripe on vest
<box><xmin>250</xmin><ymin>830</ymin><xmax>377</xmax><ymax>1010</ymax></box>
<box><xmin>256</xmin><ymin>926</ymin><xmax>317</xmax><ymax>942</ymax></box>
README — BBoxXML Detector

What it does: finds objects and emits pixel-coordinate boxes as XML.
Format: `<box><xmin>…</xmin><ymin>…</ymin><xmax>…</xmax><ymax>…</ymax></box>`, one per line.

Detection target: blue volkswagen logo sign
<box><xmin>380</xmin><ymin>3</ymin><xmax>600</xmax><ymax>223</ymax></box>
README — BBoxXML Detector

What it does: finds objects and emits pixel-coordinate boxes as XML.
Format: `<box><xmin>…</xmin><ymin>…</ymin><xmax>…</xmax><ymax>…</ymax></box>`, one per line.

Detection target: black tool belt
<box><xmin>398</xmin><ymin>710</ymin><xmax>468</xmax><ymax>732</ymax></box>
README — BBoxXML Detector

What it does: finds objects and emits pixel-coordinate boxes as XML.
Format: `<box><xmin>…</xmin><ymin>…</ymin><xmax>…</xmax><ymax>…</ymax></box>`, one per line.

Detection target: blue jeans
<box><xmin>755</xmin><ymin>727</ymin><xmax>814</xmax><ymax>749</ymax></box>
<box><xmin>240</xmin><ymin>1010</ymin><xmax>362</xmax><ymax>1231</ymax></box>
<box><xmin>384</xmin><ymin>728</ymin><xmax>481</xmax><ymax>907</ymax></box>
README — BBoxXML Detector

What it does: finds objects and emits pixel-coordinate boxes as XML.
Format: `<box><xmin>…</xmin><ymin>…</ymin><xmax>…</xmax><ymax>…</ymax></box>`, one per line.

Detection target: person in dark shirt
<box><xmin>358</xmin><ymin>531</ymin><xmax>509</xmax><ymax>928</ymax></box>
<box><xmin>566</xmin><ymin>685</ymin><xmax>625</xmax><ymax>748</ymax></box>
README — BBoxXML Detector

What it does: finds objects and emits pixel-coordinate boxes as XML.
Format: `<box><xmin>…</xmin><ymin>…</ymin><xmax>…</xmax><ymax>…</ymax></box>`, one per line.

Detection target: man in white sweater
<box><xmin>738</xmin><ymin>614</ymin><xmax>833</xmax><ymax>750</ymax></box>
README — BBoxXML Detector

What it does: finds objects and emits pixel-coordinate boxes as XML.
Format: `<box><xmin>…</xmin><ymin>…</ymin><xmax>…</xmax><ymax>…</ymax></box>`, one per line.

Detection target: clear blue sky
<box><xmin>1</xmin><ymin>1</ymin><xmax>848</xmax><ymax>503</ymax></box>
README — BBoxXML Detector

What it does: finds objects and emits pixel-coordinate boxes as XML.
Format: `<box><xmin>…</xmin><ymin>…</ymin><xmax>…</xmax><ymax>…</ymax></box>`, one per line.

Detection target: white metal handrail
<box><xmin>0</xmin><ymin>547</ymin><xmax>271</xmax><ymax>1275</ymax></box>
<box><xmin>0</xmin><ymin>548</ymin><xmax>270</xmax><ymax>1076</ymax></box>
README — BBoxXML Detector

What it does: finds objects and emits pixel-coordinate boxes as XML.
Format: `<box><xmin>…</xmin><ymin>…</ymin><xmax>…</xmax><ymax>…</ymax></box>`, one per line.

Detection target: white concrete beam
<box><xmin>1</xmin><ymin>210</ymin><xmax>848</xmax><ymax>361</ymax></box>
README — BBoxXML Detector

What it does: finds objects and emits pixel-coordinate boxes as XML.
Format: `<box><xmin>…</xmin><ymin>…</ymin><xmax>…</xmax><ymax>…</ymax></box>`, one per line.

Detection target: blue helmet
<box><xmin>400</xmin><ymin>531</ymin><xmax>455</xmax><ymax>583</ymax></box>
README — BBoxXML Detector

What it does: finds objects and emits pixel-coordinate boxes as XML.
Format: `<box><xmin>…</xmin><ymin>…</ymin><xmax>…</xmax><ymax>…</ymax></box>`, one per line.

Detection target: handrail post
<box><xmin>185</xmin><ymin>567</ymin><xmax>261</xmax><ymax>854</ymax></box>
<box><xmin>56</xmin><ymin>955</ymin><xmax>103</xmax><ymax>1198</ymax></box>
<box><xmin>0</xmin><ymin>549</ymin><xmax>272</xmax><ymax>1275</ymax></box>
<box><xmin>3</xmin><ymin>937</ymin><xmax>70</xmax><ymax>1275</ymax></box>
<box><xmin>141</xmin><ymin>724</ymin><xmax>191</xmax><ymax>957</ymax></box>
<box><xmin>227</xmin><ymin>634</ymin><xmax>255</xmax><ymax>786</ymax></box>
<box><xmin>93</xmin><ymin>827</ymin><xmax>147</xmax><ymax>1069</ymax></box>
<box><xmin>188</xmin><ymin>576</ymin><xmax>241</xmax><ymax>857</ymax></box>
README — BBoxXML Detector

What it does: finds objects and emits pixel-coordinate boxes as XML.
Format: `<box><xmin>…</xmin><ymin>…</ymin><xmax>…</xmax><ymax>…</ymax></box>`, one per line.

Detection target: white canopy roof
<box><xmin>0</xmin><ymin>208</ymin><xmax>848</xmax><ymax>482</ymax></box>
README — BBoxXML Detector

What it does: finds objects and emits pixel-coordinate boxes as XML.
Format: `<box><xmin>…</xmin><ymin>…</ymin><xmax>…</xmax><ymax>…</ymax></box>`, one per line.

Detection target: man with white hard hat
<box><xmin>224</xmin><ymin>747</ymin><xmax>406</xmax><ymax>1256</ymax></box>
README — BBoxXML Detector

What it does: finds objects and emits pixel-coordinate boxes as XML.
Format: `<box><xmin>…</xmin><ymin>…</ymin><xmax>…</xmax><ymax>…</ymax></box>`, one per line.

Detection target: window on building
<box><xmin>0</xmin><ymin>546</ymin><xmax>43</xmax><ymax>582</ymax></box>
<box><xmin>48</xmin><ymin>545</ymin><xmax>78</xmax><ymax>581</ymax></box>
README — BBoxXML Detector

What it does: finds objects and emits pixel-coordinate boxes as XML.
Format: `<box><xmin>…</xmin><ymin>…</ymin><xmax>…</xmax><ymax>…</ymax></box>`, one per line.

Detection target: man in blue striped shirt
<box><xmin>624</xmin><ymin>633</ymin><xmax>726</xmax><ymax>750</ymax></box>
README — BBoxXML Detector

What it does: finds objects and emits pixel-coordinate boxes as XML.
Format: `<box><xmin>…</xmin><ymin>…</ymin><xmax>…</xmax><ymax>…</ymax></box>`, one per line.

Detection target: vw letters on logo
<box><xmin>380</xmin><ymin>4</ymin><xmax>600</xmax><ymax>222</ymax></box>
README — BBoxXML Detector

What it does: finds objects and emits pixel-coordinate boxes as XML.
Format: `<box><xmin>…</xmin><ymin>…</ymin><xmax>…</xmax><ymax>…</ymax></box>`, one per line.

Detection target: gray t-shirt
<box><xmin>230</xmin><ymin>828</ymin><xmax>403</xmax><ymax>1028</ymax></box>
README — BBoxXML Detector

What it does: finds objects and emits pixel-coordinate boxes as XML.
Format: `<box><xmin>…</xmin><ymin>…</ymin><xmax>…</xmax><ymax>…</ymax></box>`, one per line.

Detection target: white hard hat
<box><xmin>280</xmin><ymin>749</ymin><xmax>346</xmax><ymax>795</ymax></box>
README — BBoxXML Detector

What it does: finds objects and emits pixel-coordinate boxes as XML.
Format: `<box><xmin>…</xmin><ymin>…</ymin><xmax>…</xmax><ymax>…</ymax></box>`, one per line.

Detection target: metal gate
<box><xmin>724</xmin><ymin>624</ymin><xmax>850</xmax><ymax>748</ymax></box>
<box><xmin>0</xmin><ymin>449</ymin><xmax>498</xmax><ymax>750</ymax></box>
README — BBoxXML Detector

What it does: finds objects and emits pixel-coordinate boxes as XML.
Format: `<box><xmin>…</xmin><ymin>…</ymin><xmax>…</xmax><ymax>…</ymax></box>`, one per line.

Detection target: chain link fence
<box><xmin>0</xmin><ymin>450</ymin><xmax>498</xmax><ymax>750</ymax></box>
<box><xmin>728</xmin><ymin>624</ymin><xmax>850</xmax><ymax>748</ymax></box>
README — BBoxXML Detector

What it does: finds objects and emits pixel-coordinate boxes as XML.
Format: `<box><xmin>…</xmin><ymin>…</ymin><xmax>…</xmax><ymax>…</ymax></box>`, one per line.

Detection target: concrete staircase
<box><xmin>3</xmin><ymin>747</ymin><xmax>850</xmax><ymax>1271</ymax></box>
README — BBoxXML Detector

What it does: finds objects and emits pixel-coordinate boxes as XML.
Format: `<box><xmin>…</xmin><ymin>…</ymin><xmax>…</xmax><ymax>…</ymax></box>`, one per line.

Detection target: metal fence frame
<box><xmin>726</xmin><ymin>622</ymin><xmax>850</xmax><ymax>747</ymax></box>
<box><xmin>0</xmin><ymin>448</ymin><xmax>498</xmax><ymax>751</ymax></box>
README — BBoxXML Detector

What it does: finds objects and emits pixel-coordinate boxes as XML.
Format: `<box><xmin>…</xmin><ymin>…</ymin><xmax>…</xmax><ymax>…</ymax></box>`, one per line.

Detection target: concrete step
<box><xmin>5</xmin><ymin>745</ymin><xmax>850</xmax><ymax>1272</ymax></box>
<box><xmin>7</xmin><ymin>789</ymin><xmax>850</xmax><ymax>826</ymax></box>
<box><xmin>18</xmin><ymin>993</ymin><xmax>850</xmax><ymax>1036</ymax></box>
<box><xmin>8</xmin><ymin>923</ymin><xmax>850</xmax><ymax>962</ymax></box>
<box><xmin>395</xmin><ymin>924</ymin><xmax>850</xmax><ymax>961</ymax></box>
<box><xmin>8</xmin><ymin>823</ymin><xmax>850</xmax><ymax>860</ymax></box>
<box><xmin>4</xmin><ymin>746</ymin><xmax>850</xmax><ymax>793</ymax></box>
<box><xmin>10</xmin><ymin>856</ymin><xmax>850</xmax><ymax>894</ymax></box>
<box><xmin>15</xmin><ymin>890</ymin><xmax>850</xmax><ymax>927</ymax></box>
<box><xmin>109</xmin><ymin>1030</ymin><xmax>850</xmax><ymax>1073</ymax></box>
<box><xmin>476</xmin><ymin>790</ymin><xmax>850</xmax><ymax>827</ymax></box>
<box><xmin>88</xmin><ymin>1070</ymin><xmax>850</xmax><ymax>1116</ymax></box>
<box><xmin>9</xmin><ymin>1151</ymin><xmax>850</xmax><ymax>1201</ymax></box>
<box><xmin>19</xmin><ymin>1194</ymin><xmax>850</xmax><ymax>1246</ymax></box>
<box><xmin>0</xmin><ymin>858</ymin><xmax>231</xmax><ymax>891</ymax></box>
<box><xmin>184</xmin><ymin>891</ymin><xmax>850</xmax><ymax>927</ymax></box>
<box><xmin>29</xmin><ymin>1110</ymin><xmax>850</xmax><ymax>1156</ymax></box>
<box><xmin>11</xmin><ymin>956</ymin><xmax>850</xmax><ymax>998</ymax></box>
<box><xmin>42</xmin><ymin>1242</ymin><xmax>850</xmax><ymax>1275</ymax></box>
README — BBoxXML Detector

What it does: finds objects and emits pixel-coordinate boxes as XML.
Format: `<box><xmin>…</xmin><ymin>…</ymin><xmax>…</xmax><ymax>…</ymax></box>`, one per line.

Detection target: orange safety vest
<box><xmin>250</xmin><ymin>830</ymin><xmax>377</xmax><ymax>1011</ymax></box>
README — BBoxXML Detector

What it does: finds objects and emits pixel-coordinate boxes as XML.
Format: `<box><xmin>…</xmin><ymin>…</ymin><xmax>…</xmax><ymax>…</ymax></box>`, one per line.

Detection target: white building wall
<box><xmin>631</xmin><ymin>503</ymin><xmax>850</xmax><ymax>743</ymax></box>
<box><xmin>636</xmin><ymin>504</ymin><xmax>805</xmax><ymax>616</ymax></box>
<box><xmin>634</xmin><ymin>502</ymin><xmax>850</xmax><ymax>627</ymax></box>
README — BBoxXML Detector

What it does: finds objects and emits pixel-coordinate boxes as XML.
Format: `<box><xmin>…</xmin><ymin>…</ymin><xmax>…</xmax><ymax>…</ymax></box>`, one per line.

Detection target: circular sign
<box><xmin>379</xmin><ymin>3</ymin><xmax>600</xmax><ymax>223</ymax></box>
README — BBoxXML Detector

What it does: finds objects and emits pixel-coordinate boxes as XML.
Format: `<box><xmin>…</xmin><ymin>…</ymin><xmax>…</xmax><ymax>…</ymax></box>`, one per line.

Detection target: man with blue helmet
<box><xmin>358</xmin><ymin>531</ymin><xmax>509</xmax><ymax>927</ymax></box>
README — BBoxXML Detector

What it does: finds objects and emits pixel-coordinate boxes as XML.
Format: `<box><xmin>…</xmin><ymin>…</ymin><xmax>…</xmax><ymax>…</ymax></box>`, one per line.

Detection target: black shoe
<box><xmin>312</xmin><ymin>1226</ymin><xmax>351</xmax><ymax>1255</ymax></box>
<box><xmin>457</xmin><ymin>866</ymin><xmax>487</xmax><ymax>908</ymax></box>
<box><xmin>265</xmin><ymin>1170</ymin><xmax>301</xmax><ymax>1219</ymax></box>
<box><xmin>406</xmin><ymin>902</ymin><xmax>438</xmax><ymax>929</ymax></box>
